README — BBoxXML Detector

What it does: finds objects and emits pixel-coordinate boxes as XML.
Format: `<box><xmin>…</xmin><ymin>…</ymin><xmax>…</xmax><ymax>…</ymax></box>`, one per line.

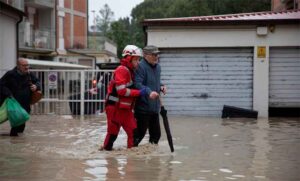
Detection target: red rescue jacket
<box><xmin>106</xmin><ymin>57</ymin><xmax>140</xmax><ymax>109</ymax></box>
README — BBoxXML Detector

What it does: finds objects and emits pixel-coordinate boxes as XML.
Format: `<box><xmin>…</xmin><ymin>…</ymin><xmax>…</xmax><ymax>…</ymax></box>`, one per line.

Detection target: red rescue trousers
<box><xmin>103</xmin><ymin>105</ymin><xmax>137</xmax><ymax>150</ymax></box>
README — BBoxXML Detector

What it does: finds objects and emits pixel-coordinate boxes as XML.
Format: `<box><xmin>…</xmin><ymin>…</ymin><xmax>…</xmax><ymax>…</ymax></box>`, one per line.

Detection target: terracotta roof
<box><xmin>143</xmin><ymin>9</ymin><xmax>300</xmax><ymax>26</ymax></box>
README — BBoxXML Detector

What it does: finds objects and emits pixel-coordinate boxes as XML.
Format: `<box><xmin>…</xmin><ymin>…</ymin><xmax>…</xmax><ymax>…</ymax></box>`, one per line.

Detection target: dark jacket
<box><xmin>134</xmin><ymin>58</ymin><xmax>162</xmax><ymax>114</ymax></box>
<box><xmin>0</xmin><ymin>67</ymin><xmax>41</xmax><ymax>113</ymax></box>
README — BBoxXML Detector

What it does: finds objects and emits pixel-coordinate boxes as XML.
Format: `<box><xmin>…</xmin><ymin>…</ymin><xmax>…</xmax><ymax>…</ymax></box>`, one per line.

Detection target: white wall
<box><xmin>147</xmin><ymin>25</ymin><xmax>300</xmax><ymax>48</ymax></box>
<box><xmin>104</xmin><ymin>41</ymin><xmax>117</xmax><ymax>55</ymax></box>
<box><xmin>146</xmin><ymin>24</ymin><xmax>300</xmax><ymax>117</ymax></box>
<box><xmin>253</xmin><ymin>46</ymin><xmax>269</xmax><ymax>117</ymax></box>
<box><xmin>0</xmin><ymin>15</ymin><xmax>17</xmax><ymax>74</ymax></box>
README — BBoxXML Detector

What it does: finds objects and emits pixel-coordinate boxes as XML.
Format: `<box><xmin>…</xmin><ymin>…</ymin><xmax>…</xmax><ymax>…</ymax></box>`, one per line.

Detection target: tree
<box><xmin>95</xmin><ymin>4</ymin><xmax>114</xmax><ymax>36</ymax></box>
<box><xmin>207</xmin><ymin>0</ymin><xmax>271</xmax><ymax>15</ymax></box>
<box><xmin>107</xmin><ymin>19</ymin><xmax>131</xmax><ymax>57</ymax></box>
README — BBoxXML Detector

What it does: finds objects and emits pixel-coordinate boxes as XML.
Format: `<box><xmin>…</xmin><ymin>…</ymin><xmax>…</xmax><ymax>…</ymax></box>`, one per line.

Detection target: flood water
<box><xmin>0</xmin><ymin>115</ymin><xmax>299</xmax><ymax>181</ymax></box>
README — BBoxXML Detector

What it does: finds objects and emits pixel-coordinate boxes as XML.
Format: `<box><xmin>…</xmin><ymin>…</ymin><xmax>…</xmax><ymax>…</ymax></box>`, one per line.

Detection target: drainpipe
<box><xmin>87</xmin><ymin>0</ymin><xmax>89</xmax><ymax>49</ymax></box>
<box><xmin>143</xmin><ymin>25</ymin><xmax>148</xmax><ymax>46</ymax></box>
<box><xmin>16</xmin><ymin>13</ymin><xmax>24</xmax><ymax>60</ymax></box>
<box><xmin>54</xmin><ymin>0</ymin><xmax>59</xmax><ymax>59</ymax></box>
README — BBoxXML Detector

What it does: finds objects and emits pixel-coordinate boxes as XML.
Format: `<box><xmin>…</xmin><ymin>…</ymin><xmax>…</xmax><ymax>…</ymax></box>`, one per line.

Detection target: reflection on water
<box><xmin>0</xmin><ymin>115</ymin><xmax>299</xmax><ymax>181</ymax></box>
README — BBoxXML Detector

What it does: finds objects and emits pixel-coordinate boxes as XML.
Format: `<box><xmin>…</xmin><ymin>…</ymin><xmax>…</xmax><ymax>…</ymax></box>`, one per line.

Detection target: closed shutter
<box><xmin>160</xmin><ymin>48</ymin><xmax>253</xmax><ymax>116</ymax></box>
<box><xmin>269</xmin><ymin>47</ymin><xmax>300</xmax><ymax>107</ymax></box>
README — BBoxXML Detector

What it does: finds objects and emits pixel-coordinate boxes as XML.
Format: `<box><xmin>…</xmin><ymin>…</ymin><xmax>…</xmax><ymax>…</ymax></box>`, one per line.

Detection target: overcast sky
<box><xmin>88</xmin><ymin>0</ymin><xmax>144</xmax><ymax>26</ymax></box>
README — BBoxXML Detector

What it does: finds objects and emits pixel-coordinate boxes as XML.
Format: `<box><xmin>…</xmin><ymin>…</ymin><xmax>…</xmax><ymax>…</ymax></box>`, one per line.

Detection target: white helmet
<box><xmin>122</xmin><ymin>45</ymin><xmax>143</xmax><ymax>57</ymax></box>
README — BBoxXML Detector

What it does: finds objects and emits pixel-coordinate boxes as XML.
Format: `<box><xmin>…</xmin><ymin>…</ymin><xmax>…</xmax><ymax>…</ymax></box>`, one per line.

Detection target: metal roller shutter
<box><xmin>159</xmin><ymin>48</ymin><xmax>253</xmax><ymax>116</ymax></box>
<box><xmin>269</xmin><ymin>47</ymin><xmax>300</xmax><ymax>108</ymax></box>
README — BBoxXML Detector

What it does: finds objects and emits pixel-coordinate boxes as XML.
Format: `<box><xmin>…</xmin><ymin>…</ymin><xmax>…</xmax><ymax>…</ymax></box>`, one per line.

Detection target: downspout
<box><xmin>87</xmin><ymin>0</ymin><xmax>89</xmax><ymax>49</ymax></box>
<box><xmin>54</xmin><ymin>0</ymin><xmax>59</xmax><ymax>58</ymax></box>
<box><xmin>16</xmin><ymin>14</ymin><xmax>24</xmax><ymax>59</ymax></box>
<box><xmin>142</xmin><ymin>23</ymin><xmax>148</xmax><ymax>46</ymax></box>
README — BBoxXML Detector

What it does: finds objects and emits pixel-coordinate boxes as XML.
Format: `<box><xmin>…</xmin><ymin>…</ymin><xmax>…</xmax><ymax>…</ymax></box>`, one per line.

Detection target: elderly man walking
<box><xmin>133</xmin><ymin>45</ymin><xmax>167</xmax><ymax>146</ymax></box>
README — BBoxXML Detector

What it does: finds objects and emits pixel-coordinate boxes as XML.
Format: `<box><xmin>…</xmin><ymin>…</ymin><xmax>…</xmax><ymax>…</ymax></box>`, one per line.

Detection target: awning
<box><xmin>27</xmin><ymin>59</ymin><xmax>92</xmax><ymax>69</ymax></box>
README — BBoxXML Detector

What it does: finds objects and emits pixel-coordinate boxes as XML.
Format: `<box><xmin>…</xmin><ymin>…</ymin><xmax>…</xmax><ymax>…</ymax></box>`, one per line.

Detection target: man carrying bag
<box><xmin>0</xmin><ymin>58</ymin><xmax>41</xmax><ymax>136</ymax></box>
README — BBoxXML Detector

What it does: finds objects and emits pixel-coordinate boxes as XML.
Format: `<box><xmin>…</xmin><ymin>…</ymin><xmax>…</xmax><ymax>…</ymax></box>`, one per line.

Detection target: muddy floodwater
<box><xmin>0</xmin><ymin>115</ymin><xmax>299</xmax><ymax>181</ymax></box>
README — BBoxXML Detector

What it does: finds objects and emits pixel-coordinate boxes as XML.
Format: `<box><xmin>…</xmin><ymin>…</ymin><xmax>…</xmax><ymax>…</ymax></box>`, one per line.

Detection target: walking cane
<box><xmin>159</xmin><ymin>96</ymin><xmax>174</xmax><ymax>152</ymax></box>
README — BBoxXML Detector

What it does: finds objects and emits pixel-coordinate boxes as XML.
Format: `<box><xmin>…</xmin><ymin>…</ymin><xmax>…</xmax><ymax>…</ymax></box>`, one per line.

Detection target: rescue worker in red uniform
<box><xmin>100</xmin><ymin>45</ymin><xmax>158</xmax><ymax>151</ymax></box>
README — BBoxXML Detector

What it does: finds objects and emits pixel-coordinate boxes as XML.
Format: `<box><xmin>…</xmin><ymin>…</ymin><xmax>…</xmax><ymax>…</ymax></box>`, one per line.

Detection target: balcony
<box><xmin>25</xmin><ymin>0</ymin><xmax>55</xmax><ymax>9</ymax></box>
<box><xmin>0</xmin><ymin>0</ymin><xmax>24</xmax><ymax>11</ymax></box>
<box><xmin>19</xmin><ymin>26</ymin><xmax>55</xmax><ymax>51</ymax></box>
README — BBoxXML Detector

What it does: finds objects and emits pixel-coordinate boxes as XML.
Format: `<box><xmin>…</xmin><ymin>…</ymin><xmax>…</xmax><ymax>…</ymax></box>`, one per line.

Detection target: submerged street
<box><xmin>0</xmin><ymin>115</ymin><xmax>299</xmax><ymax>181</ymax></box>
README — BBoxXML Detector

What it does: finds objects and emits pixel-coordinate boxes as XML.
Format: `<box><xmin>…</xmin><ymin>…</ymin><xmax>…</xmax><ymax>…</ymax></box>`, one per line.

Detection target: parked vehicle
<box><xmin>68</xmin><ymin>85</ymin><xmax>106</xmax><ymax>115</ymax></box>
<box><xmin>68</xmin><ymin>63</ymin><xmax>119</xmax><ymax>115</ymax></box>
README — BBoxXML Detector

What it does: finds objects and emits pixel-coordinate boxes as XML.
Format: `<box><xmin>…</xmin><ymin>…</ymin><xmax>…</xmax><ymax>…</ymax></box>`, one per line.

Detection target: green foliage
<box><xmin>107</xmin><ymin>19</ymin><xmax>130</xmax><ymax>57</ymax></box>
<box><xmin>105</xmin><ymin>0</ymin><xmax>271</xmax><ymax>58</ymax></box>
<box><xmin>207</xmin><ymin>0</ymin><xmax>271</xmax><ymax>14</ymax></box>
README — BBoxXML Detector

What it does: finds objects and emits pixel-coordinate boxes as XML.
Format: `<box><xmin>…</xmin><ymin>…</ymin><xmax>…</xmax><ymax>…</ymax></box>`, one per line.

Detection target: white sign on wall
<box><xmin>48</xmin><ymin>72</ymin><xmax>57</xmax><ymax>89</ymax></box>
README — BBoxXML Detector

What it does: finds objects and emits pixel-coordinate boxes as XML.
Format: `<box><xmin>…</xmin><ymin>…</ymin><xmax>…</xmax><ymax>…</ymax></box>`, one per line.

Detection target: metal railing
<box><xmin>0</xmin><ymin>0</ymin><xmax>24</xmax><ymax>10</ymax></box>
<box><xmin>32</xmin><ymin>69</ymin><xmax>113</xmax><ymax>115</ymax></box>
<box><xmin>0</xmin><ymin>69</ymin><xmax>114</xmax><ymax>116</ymax></box>
<box><xmin>19</xmin><ymin>27</ymin><xmax>56</xmax><ymax>50</ymax></box>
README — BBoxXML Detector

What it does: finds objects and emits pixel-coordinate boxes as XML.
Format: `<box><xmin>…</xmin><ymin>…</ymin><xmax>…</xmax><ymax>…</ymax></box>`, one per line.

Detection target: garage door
<box><xmin>159</xmin><ymin>48</ymin><xmax>253</xmax><ymax>116</ymax></box>
<box><xmin>269</xmin><ymin>47</ymin><xmax>300</xmax><ymax>108</ymax></box>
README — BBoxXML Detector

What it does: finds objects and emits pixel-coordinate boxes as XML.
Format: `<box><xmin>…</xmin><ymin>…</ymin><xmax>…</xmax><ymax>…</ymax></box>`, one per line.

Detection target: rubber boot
<box><xmin>133</xmin><ymin>128</ymin><xmax>140</xmax><ymax>147</ymax></box>
<box><xmin>103</xmin><ymin>134</ymin><xmax>117</xmax><ymax>151</ymax></box>
<box><xmin>10</xmin><ymin>127</ymin><xmax>19</xmax><ymax>137</ymax></box>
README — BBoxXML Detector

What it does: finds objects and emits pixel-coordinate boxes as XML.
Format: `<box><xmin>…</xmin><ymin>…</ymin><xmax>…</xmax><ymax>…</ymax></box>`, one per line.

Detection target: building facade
<box><xmin>1</xmin><ymin>0</ymin><xmax>117</xmax><ymax>69</ymax></box>
<box><xmin>143</xmin><ymin>10</ymin><xmax>300</xmax><ymax>118</ymax></box>
<box><xmin>55</xmin><ymin>0</ymin><xmax>117</xmax><ymax>68</ymax></box>
<box><xmin>17</xmin><ymin>0</ymin><xmax>92</xmax><ymax>68</ymax></box>
<box><xmin>18</xmin><ymin>0</ymin><xmax>56</xmax><ymax>58</ymax></box>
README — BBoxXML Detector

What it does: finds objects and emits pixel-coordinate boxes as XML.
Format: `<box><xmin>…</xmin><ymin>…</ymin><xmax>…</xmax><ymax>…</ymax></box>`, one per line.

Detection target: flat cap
<box><xmin>143</xmin><ymin>45</ymin><xmax>160</xmax><ymax>54</ymax></box>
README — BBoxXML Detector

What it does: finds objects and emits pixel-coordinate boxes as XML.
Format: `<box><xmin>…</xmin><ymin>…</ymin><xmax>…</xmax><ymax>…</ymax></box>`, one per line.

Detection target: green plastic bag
<box><xmin>7</xmin><ymin>98</ymin><xmax>30</xmax><ymax>128</ymax></box>
<box><xmin>0</xmin><ymin>98</ymin><xmax>8</xmax><ymax>124</ymax></box>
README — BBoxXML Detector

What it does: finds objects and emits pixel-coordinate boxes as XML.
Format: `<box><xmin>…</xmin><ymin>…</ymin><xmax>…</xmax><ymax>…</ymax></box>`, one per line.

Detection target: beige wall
<box><xmin>147</xmin><ymin>25</ymin><xmax>300</xmax><ymax>48</ymax></box>
<box><xmin>146</xmin><ymin>24</ymin><xmax>300</xmax><ymax>117</ymax></box>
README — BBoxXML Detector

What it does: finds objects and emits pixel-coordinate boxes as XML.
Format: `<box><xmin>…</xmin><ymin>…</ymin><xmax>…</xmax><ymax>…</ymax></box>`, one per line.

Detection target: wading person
<box><xmin>133</xmin><ymin>45</ymin><xmax>166</xmax><ymax>146</ymax></box>
<box><xmin>100</xmin><ymin>45</ymin><xmax>158</xmax><ymax>151</ymax></box>
<box><xmin>0</xmin><ymin>58</ymin><xmax>41</xmax><ymax>136</ymax></box>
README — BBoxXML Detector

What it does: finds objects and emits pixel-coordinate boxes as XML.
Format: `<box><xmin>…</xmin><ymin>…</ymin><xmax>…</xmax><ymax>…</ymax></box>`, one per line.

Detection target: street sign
<box><xmin>257</xmin><ymin>46</ymin><xmax>266</xmax><ymax>58</ymax></box>
<box><xmin>48</xmin><ymin>72</ymin><xmax>57</xmax><ymax>89</ymax></box>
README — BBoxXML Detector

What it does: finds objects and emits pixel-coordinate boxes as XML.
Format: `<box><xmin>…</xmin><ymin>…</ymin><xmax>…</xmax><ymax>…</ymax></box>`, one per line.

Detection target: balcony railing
<box><xmin>24</xmin><ymin>0</ymin><xmax>55</xmax><ymax>9</ymax></box>
<box><xmin>0</xmin><ymin>0</ymin><xmax>24</xmax><ymax>11</ymax></box>
<box><xmin>19</xmin><ymin>27</ymin><xmax>55</xmax><ymax>50</ymax></box>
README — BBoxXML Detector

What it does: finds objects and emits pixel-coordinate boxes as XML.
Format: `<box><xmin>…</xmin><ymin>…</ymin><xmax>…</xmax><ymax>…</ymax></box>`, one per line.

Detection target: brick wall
<box><xmin>64</xmin><ymin>0</ymin><xmax>71</xmax><ymax>9</ymax></box>
<box><xmin>64</xmin><ymin>14</ymin><xmax>71</xmax><ymax>49</ymax></box>
<box><xmin>73</xmin><ymin>0</ymin><xmax>87</xmax><ymax>13</ymax></box>
<box><xmin>60</xmin><ymin>0</ymin><xmax>87</xmax><ymax>49</ymax></box>
<box><xmin>74</xmin><ymin>15</ymin><xmax>87</xmax><ymax>48</ymax></box>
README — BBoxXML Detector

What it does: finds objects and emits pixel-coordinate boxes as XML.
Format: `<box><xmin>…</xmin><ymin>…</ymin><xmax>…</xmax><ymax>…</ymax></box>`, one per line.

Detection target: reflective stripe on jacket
<box><xmin>106</xmin><ymin>65</ymin><xmax>140</xmax><ymax>109</ymax></box>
